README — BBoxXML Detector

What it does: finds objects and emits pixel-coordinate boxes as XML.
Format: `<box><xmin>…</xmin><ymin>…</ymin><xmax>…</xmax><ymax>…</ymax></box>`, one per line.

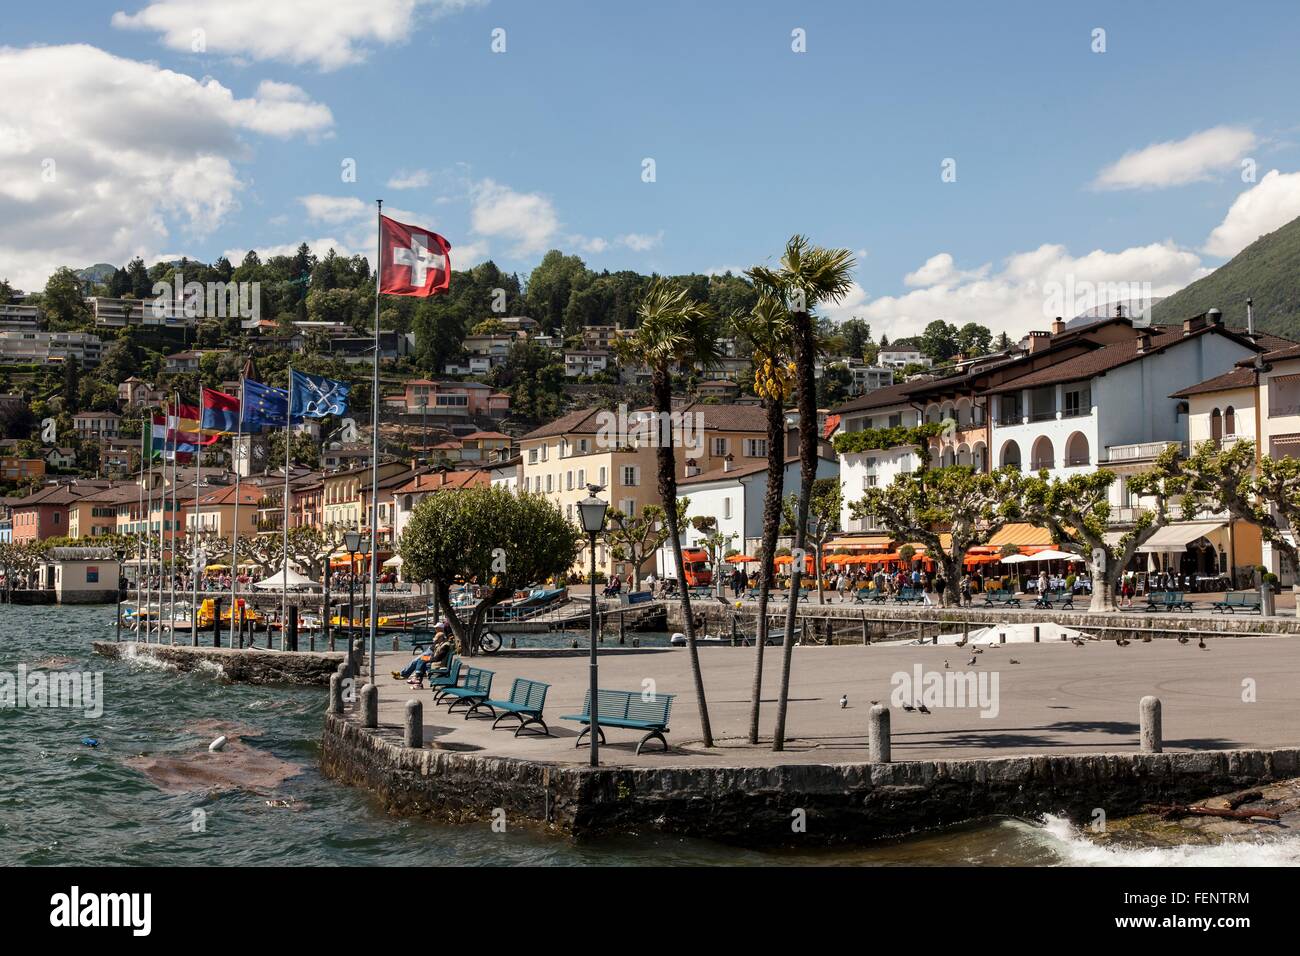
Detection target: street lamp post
<box><xmin>577</xmin><ymin>485</ymin><xmax>609</xmax><ymax>768</ymax></box>
<box><xmin>344</xmin><ymin>530</ymin><xmax>361</xmax><ymax>641</ymax></box>
<box><xmin>808</xmin><ymin>513</ymin><xmax>823</xmax><ymax>604</ymax></box>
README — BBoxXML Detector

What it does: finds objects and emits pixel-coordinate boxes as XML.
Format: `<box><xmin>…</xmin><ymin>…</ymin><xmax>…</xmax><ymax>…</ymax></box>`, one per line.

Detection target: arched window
<box><xmin>1224</xmin><ymin>406</ymin><xmax>1236</xmax><ymax>437</ymax></box>
<box><xmin>1031</xmin><ymin>435</ymin><xmax>1055</xmax><ymax>471</ymax></box>
<box><xmin>1065</xmin><ymin>431</ymin><xmax>1090</xmax><ymax>467</ymax></box>
<box><xmin>1210</xmin><ymin>408</ymin><xmax>1222</xmax><ymax>443</ymax></box>
<box><xmin>1000</xmin><ymin>440</ymin><xmax>1022</xmax><ymax>470</ymax></box>
<box><xmin>972</xmin><ymin>442</ymin><xmax>987</xmax><ymax>472</ymax></box>
<box><xmin>941</xmin><ymin>446</ymin><xmax>956</xmax><ymax>468</ymax></box>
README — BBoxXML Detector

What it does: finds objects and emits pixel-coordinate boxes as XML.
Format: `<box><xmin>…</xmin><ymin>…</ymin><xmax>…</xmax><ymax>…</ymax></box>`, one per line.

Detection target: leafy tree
<box><xmin>838</xmin><ymin>317</ymin><xmax>872</xmax><ymax>358</ymax></box>
<box><xmin>42</xmin><ymin>267</ymin><xmax>91</xmax><ymax>329</ymax></box>
<box><xmin>127</xmin><ymin>258</ymin><xmax>152</xmax><ymax>298</ymax></box>
<box><xmin>689</xmin><ymin>514</ymin><xmax>736</xmax><ymax>598</ymax></box>
<box><xmin>853</xmin><ymin>466</ymin><xmax>1024</xmax><ymax>606</ymax></box>
<box><xmin>614</xmin><ymin>278</ymin><xmax>723</xmax><ymax>745</ymax></box>
<box><xmin>780</xmin><ymin>477</ymin><xmax>842</xmax><ymax>603</ymax></box>
<box><xmin>525</xmin><ymin>250</ymin><xmax>590</xmax><ymax>333</ymax></box>
<box><xmin>955</xmin><ymin>322</ymin><xmax>992</xmax><ymax>357</ymax></box>
<box><xmin>399</xmin><ymin>487</ymin><xmax>581</xmax><ymax>655</ymax></box>
<box><xmin>490</xmin><ymin>339</ymin><xmax>565</xmax><ymax>429</ymax></box>
<box><xmin>918</xmin><ymin>319</ymin><xmax>959</xmax><ymax>363</ymax></box>
<box><xmin>602</xmin><ymin>502</ymin><xmax>682</xmax><ymax>589</ymax></box>
<box><xmin>748</xmin><ymin>235</ymin><xmax>855</xmax><ymax>751</ymax></box>
<box><xmin>817</xmin><ymin>362</ymin><xmax>853</xmax><ymax>405</ymax></box>
<box><xmin>1017</xmin><ymin>446</ymin><xmax>1183</xmax><ymax>611</ymax></box>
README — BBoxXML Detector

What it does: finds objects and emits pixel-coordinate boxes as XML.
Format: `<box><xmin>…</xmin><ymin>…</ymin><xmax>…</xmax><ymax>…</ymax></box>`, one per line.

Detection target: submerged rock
<box><xmin>1097</xmin><ymin>777</ymin><xmax>1300</xmax><ymax>847</ymax></box>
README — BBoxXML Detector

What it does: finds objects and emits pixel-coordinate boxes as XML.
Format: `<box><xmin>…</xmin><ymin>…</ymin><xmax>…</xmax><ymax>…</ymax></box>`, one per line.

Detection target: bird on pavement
<box><xmin>1178</xmin><ymin>635</ymin><xmax>1189</xmax><ymax>644</ymax></box>
<box><xmin>1199</xmin><ymin>637</ymin><xmax>1209</xmax><ymax>650</ymax></box>
<box><xmin>1116</xmin><ymin>637</ymin><xmax>1130</xmax><ymax>647</ymax></box>
<box><xmin>967</xmin><ymin>655</ymin><xmax>977</xmax><ymax>666</ymax></box>
<box><xmin>943</xmin><ymin>659</ymin><xmax>950</xmax><ymax>669</ymax></box>
<box><xmin>840</xmin><ymin>694</ymin><xmax>849</xmax><ymax>709</ymax></box>
<box><xmin>901</xmin><ymin>702</ymin><xmax>916</xmax><ymax>712</ymax></box>
<box><xmin>917</xmin><ymin>702</ymin><xmax>931</xmax><ymax>715</ymax></box>
<box><xmin>1071</xmin><ymin>637</ymin><xmax>1086</xmax><ymax>647</ymax></box>
<box><xmin>955</xmin><ymin>637</ymin><xmax>968</xmax><ymax>647</ymax></box>
<box><xmin>1009</xmin><ymin>658</ymin><xmax>1020</xmax><ymax>664</ymax></box>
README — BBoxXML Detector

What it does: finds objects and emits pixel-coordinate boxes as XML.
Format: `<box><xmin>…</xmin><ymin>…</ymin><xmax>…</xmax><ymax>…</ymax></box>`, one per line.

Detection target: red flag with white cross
<box><xmin>378</xmin><ymin>214</ymin><xmax>452</xmax><ymax>296</ymax></box>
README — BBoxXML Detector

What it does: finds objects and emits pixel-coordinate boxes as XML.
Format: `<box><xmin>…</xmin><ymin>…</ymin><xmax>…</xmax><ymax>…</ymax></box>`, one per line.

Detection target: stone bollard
<box><xmin>869</xmin><ymin>704</ymin><xmax>891</xmax><ymax>763</ymax></box>
<box><xmin>999</xmin><ymin>631</ymin><xmax>1005</xmax><ymax>644</ymax></box>
<box><xmin>212</xmin><ymin>597</ymin><xmax>223</xmax><ymax>648</ymax></box>
<box><xmin>328</xmin><ymin>672</ymin><xmax>344</xmax><ymax>715</ymax></box>
<box><xmin>392</xmin><ymin>634</ymin><xmax>399</xmax><ymax>651</ymax></box>
<box><xmin>361</xmin><ymin>683</ymin><xmax>378</xmax><ymax>728</ymax></box>
<box><xmin>1033</xmin><ymin>625</ymin><xmax>1040</xmax><ymax>643</ymax></box>
<box><xmin>1140</xmin><ymin>695</ymin><xmax>1162</xmax><ymax>753</ymax></box>
<box><xmin>1261</xmin><ymin>583</ymin><xmax>1276</xmax><ymax>617</ymax></box>
<box><xmin>352</xmin><ymin>638</ymin><xmax>364</xmax><ymax>676</ymax></box>
<box><xmin>404</xmin><ymin>699</ymin><xmax>423</xmax><ymax>748</ymax></box>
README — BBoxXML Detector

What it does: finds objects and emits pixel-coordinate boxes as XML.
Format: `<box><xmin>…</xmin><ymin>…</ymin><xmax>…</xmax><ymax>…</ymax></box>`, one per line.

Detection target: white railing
<box><xmin>1104</xmin><ymin>440</ymin><xmax>1184</xmax><ymax>462</ymax></box>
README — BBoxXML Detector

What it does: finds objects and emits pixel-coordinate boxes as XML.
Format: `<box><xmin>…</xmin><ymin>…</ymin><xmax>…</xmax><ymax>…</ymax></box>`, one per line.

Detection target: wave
<box><xmin>1024</xmin><ymin>813</ymin><xmax>1300</xmax><ymax>866</ymax></box>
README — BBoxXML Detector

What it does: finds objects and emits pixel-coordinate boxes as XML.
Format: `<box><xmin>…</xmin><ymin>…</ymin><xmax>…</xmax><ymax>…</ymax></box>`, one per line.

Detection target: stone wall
<box><xmin>319</xmin><ymin>711</ymin><xmax>1300</xmax><ymax>845</ymax></box>
<box><xmin>93</xmin><ymin>641</ymin><xmax>343</xmax><ymax>686</ymax></box>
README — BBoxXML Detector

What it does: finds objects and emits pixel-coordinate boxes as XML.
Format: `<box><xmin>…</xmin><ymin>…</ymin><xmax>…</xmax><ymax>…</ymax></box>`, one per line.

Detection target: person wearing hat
<box><xmin>391</xmin><ymin>626</ymin><xmax>452</xmax><ymax>685</ymax></box>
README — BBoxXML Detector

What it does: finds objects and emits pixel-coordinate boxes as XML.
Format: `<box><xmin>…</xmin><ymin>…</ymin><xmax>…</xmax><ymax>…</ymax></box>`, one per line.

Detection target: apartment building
<box><xmin>391</xmin><ymin>468</ymin><xmax>489</xmax><ymax>543</ymax></box>
<box><xmin>563</xmin><ymin>350</ymin><xmax>611</xmax><ymax>378</ymax></box>
<box><xmin>0</xmin><ymin>330</ymin><xmax>103</xmax><ymax>365</ymax></box>
<box><xmin>399</xmin><ymin>380</ymin><xmax>509</xmax><ymax>419</ymax></box>
<box><xmin>72</xmin><ymin>410</ymin><xmax>121</xmax><ymax>441</ymax></box>
<box><xmin>1</xmin><ymin>457</ymin><xmax>46</xmax><ymax>482</ymax></box>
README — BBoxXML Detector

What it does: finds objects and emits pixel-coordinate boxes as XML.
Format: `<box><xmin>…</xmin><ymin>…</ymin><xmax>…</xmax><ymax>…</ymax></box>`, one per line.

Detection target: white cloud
<box><xmin>1093</xmin><ymin>125</ymin><xmax>1256</xmax><ymax>190</ymax></box>
<box><xmin>567</xmin><ymin>235</ymin><xmax>608</xmax><ymax>254</ymax></box>
<box><xmin>469</xmin><ymin>178</ymin><xmax>560</xmax><ymax>256</ymax></box>
<box><xmin>224</xmin><ymin>237</ymin><xmax>358</xmax><ymax>262</ymax></box>
<box><xmin>387</xmin><ymin>168</ymin><xmax>433</xmax><ymax>190</ymax></box>
<box><xmin>0</xmin><ymin>43</ymin><xmax>332</xmax><ymax>291</ymax></box>
<box><xmin>113</xmin><ymin>0</ymin><xmax>485</xmax><ymax>71</ymax></box>
<box><xmin>299</xmin><ymin>194</ymin><xmax>369</xmax><ymax>224</ymax></box>
<box><xmin>826</xmin><ymin>242</ymin><xmax>1208</xmax><ymax>341</ymax></box>
<box><xmin>617</xmin><ymin>230</ymin><xmax>664</xmax><ymax>252</ymax></box>
<box><xmin>1203</xmin><ymin>169</ymin><xmax>1300</xmax><ymax>258</ymax></box>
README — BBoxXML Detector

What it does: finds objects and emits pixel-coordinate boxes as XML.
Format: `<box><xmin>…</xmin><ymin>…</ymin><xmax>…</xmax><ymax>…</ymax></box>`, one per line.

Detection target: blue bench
<box><xmin>1145</xmin><ymin>590</ymin><xmax>1193</xmax><ymax>613</ymax></box>
<box><xmin>427</xmin><ymin>657</ymin><xmax>462</xmax><ymax>695</ymax></box>
<box><xmin>1034</xmin><ymin>590</ymin><xmax>1074</xmax><ymax>610</ymax></box>
<box><xmin>467</xmin><ymin>677</ymin><xmax>551</xmax><ymax>736</ymax></box>
<box><xmin>1212</xmin><ymin>591</ymin><xmax>1262</xmax><ymax>614</ymax></box>
<box><xmin>982</xmin><ymin>589</ymin><xmax>1021</xmax><ymax>608</ymax></box>
<box><xmin>561</xmin><ymin>689</ymin><xmax>675</xmax><ymax>754</ymax></box>
<box><xmin>437</xmin><ymin>666</ymin><xmax>493</xmax><ymax>713</ymax></box>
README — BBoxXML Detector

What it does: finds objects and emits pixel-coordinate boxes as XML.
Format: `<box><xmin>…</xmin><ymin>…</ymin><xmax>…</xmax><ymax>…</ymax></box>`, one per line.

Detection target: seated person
<box><xmin>391</xmin><ymin>631</ymin><xmax>452</xmax><ymax>684</ymax></box>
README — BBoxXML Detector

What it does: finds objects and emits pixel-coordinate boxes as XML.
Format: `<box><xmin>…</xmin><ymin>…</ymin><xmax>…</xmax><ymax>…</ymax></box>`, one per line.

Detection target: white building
<box><xmin>678</xmin><ymin>455</ymin><xmax>840</xmax><ymax>557</ymax></box>
<box><xmin>488</xmin><ymin>455</ymin><xmax>521</xmax><ymax>493</ymax></box>
<box><xmin>0</xmin><ymin>330</ymin><xmax>103</xmax><ymax>365</ymax></box>
<box><xmin>878</xmin><ymin>347</ymin><xmax>928</xmax><ymax>369</ymax></box>
<box><xmin>564</xmin><ymin>350</ymin><xmax>611</xmax><ymax>378</ymax></box>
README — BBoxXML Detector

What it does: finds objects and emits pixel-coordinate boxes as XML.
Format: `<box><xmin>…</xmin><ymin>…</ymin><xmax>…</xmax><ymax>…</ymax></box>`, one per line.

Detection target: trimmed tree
<box><xmin>1018</xmin><ymin>445</ymin><xmax>1183</xmax><ymax>611</ymax></box>
<box><xmin>602</xmin><ymin>502</ymin><xmax>681</xmax><ymax>590</ymax></box>
<box><xmin>399</xmin><ymin>486</ymin><xmax>581</xmax><ymax>655</ymax></box>
<box><xmin>851</xmin><ymin>466</ymin><xmax>1023</xmax><ymax>606</ymax></box>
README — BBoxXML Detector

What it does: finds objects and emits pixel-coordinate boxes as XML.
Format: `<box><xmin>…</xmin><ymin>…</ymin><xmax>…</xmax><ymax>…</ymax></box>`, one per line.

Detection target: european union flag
<box><xmin>242</xmin><ymin>379</ymin><xmax>289</xmax><ymax>428</ymax></box>
<box><xmin>290</xmin><ymin>370</ymin><xmax>351</xmax><ymax>419</ymax></box>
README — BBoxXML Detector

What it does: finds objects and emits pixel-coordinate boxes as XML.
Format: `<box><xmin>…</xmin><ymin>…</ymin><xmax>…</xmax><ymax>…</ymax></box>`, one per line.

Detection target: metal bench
<box><xmin>467</xmin><ymin>677</ymin><xmax>551</xmax><ymax>735</ymax></box>
<box><xmin>437</xmin><ymin>666</ymin><xmax>493</xmax><ymax>712</ymax></box>
<box><xmin>1034</xmin><ymin>589</ymin><xmax>1074</xmax><ymax>610</ymax></box>
<box><xmin>427</xmin><ymin>657</ymin><xmax>462</xmax><ymax>696</ymax></box>
<box><xmin>1144</xmin><ymin>590</ymin><xmax>1193</xmax><ymax>613</ymax></box>
<box><xmin>895</xmin><ymin>587</ymin><xmax>921</xmax><ymax>604</ymax></box>
<box><xmin>982</xmin><ymin>589</ymin><xmax>1021</xmax><ymax>608</ymax></box>
<box><xmin>1211</xmin><ymin>591</ymin><xmax>1262</xmax><ymax>614</ymax></box>
<box><xmin>561</xmin><ymin>688</ymin><xmax>675</xmax><ymax>754</ymax></box>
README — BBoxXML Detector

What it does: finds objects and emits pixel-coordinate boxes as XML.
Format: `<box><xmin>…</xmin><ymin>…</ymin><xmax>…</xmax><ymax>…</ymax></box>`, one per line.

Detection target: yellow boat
<box><xmin>197</xmin><ymin>598</ymin><xmax>267</xmax><ymax>629</ymax></box>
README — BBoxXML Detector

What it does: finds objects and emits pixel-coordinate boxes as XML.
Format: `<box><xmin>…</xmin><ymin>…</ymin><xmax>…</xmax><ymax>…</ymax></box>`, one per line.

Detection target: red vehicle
<box><xmin>657</xmin><ymin>547</ymin><xmax>713</xmax><ymax>588</ymax></box>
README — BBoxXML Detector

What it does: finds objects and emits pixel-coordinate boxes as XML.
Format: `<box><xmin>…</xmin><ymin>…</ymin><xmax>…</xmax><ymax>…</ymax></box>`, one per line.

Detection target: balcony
<box><xmin>1104</xmin><ymin>440</ymin><xmax>1184</xmax><ymax>463</ymax></box>
<box><xmin>1110</xmin><ymin>505</ymin><xmax>1150</xmax><ymax>524</ymax></box>
<box><xmin>996</xmin><ymin>414</ymin><xmax>1025</xmax><ymax>428</ymax></box>
<box><xmin>1029</xmin><ymin>458</ymin><xmax>1055</xmax><ymax>471</ymax></box>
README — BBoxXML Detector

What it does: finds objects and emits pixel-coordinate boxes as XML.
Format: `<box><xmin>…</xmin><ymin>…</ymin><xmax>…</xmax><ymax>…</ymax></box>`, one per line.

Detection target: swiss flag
<box><xmin>379</xmin><ymin>214</ymin><xmax>452</xmax><ymax>296</ymax></box>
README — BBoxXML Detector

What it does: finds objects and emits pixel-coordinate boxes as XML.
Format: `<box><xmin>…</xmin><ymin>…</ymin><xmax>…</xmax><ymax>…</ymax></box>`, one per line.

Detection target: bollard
<box><xmin>730</xmin><ymin>617</ymin><xmax>738</xmax><ymax>647</ymax></box>
<box><xmin>392</xmin><ymin>634</ymin><xmax>399</xmax><ymax>652</ymax></box>
<box><xmin>962</xmin><ymin>622</ymin><xmax>969</xmax><ymax>646</ymax></box>
<box><xmin>1140</xmin><ymin>695</ymin><xmax>1162</xmax><ymax>753</ymax></box>
<box><xmin>1260</xmin><ymin>583</ymin><xmax>1275</xmax><ymax>617</ymax></box>
<box><xmin>212</xmin><ymin>597</ymin><xmax>223</xmax><ymax>648</ymax></box>
<box><xmin>620</xmin><ymin>611</ymin><xmax>626</xmax><ymax>646</ymax></box>
<box><xmin>861</xmin><ymin>611</ymin><xmax>869</xmax><ymax>646</ymax></box>
<box><xmin>287</xmin><ymin>606</ymin><xmax>299</xmax><ymax>652</ymax></box>
<box><xmin>404</xmin><ymin>699</ymin><xmax>423</xmax><ymax>748</ymax></box>
<box><xmin>328</xmin><ymin>673</ymin><xmax>344</xmax><ymax>715</ymax></box>
<box><xmin>361</xmin><ymin>683</ymin><xmax>378</xmax><ymax>728</ymax></box>
<box><xmin>999</xmin><ymin>631</ymin><xmax>1005</xmax><ymax>644</ymax></box>
<box><xmin>1033</xmin><ymin>625</ymin><xmax>1040</xmax><ymax>643</ymax></box>
<box><xmin>869</xmin><ymin>704</ymin><xmax>891</xmax><ymax>763</ymax></box>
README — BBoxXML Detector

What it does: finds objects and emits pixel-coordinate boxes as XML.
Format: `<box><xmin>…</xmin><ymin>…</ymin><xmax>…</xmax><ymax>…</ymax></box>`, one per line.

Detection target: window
<box><xmin>712</xmin><ymin>437</ymin><xmax>728</xmax><ymax>456</ymax></box>
<box><xmin>578</xmin><ymin>438</ymin><xmax>589</xmax><ymax>453</ymax></box>
<box><xmin>598</xmin><ymin>466</ymin><xmax>607</xmax><ymax>487</ymax></box>
<box><xmin>865</xmin><ymin>475</ymin><xmax>878</xmax><ymax>489</ymax></box>
<box><xmin>566</xmin><ymin>504</ymin><xmax>573</xmax><ymax>522</ymax></box>
<box><xmin>566</xmin><ymin>471</ymin><xmax>573</xmax><ymax>490</ymax></box>
<box><xmin>545</xmin><ymin>475</ymin><xmax>553</xmax><ymax>493</ymax></box>
<box><xmin>745</xmin><ymin>439</ymin><xmax>768</xmax><ymax>457</ymax></box>
<box><xmin>528</xmin><ymin>449</ymin><xmax>538</xmax><ymax>464</ymax></box>
<box><xmin>1063</xmin><ymin>385</ymin><xmax>1091</xmax><ymax>417</ymax></box>
<box><xmin>620</xmin><ymin>498</ymin><xmax>636</xmax><ymax>517</ymax></box>
<box><xmin>577</xmin><ymin>469</ymin><xmax>585</xmax><ymax>487</ymax></box>
<box><xmin>622</xmin><ymin>465</ymin><xmax>639</xmax><ymax>486</ymax></box>
<box><xmin>887</xmin><ymin>413</ymin><xmax>902</xmax><ymax>428</ymax></box>
<box><xmin>1224</xmin><ymin>406</ymin><xmax>1236</xmax><ymax>437</ymax></box>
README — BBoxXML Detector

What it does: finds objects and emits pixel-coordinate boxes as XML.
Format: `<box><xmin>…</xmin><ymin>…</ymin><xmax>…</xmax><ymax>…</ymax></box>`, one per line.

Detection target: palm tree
<box><xmin>732</xmin><ymin>294</ymin><xmax>795</xmax><ymax>744</ymax></box>
<box><xmin>748</xmin><ymin>236</ymin><xmax>856</xmax><ymax>751</ymax></box>
<box><xmin>615</xmin><ymin>278</ymin><xmax>723</xmax><ymax>747</ymax></box>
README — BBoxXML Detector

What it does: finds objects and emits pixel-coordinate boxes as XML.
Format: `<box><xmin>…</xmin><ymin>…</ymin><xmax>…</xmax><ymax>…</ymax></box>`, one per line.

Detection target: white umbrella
<box><xmin>1031</xmin><ymin>548</ymin><xmax>1084</xmax><ymax>562</ymax></box>
<box><xmin>252</xmin><ymin>564</ymin><xmax>323</xmax><ymax>590</ymax></box>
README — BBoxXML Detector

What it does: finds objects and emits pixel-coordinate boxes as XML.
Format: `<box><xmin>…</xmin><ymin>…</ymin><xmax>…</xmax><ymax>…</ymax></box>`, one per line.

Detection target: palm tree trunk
<box><xmin>747</xmin><ymin>396</ymin><xmax>786</xmax><ymax>744</ymax></box>
<box><xmin>772</xmin><ymin>308</ymin><xmax>817</xmax><ymax>751</ymax></box>
<box><xmin>653</xmin><ymin>370</ymin><xmax>714</xmax><ymax>747</ymax></box>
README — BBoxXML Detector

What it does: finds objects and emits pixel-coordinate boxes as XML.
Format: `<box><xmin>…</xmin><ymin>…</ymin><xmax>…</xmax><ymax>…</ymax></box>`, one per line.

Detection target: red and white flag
<box><xmin>379</xmin><ymin>214</ymin><xmax>451</xmax><ymax>296</ymax></box>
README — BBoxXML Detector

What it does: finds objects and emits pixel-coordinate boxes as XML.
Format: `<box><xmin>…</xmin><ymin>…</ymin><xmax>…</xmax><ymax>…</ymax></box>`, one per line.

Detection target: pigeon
<box><xmin>917</xmin><ymin>702</ymin><xmax>931</xmax><ymax>715</ymax></box>
<box><xmin>973</xmin><ymin>647</ymin><xmax>984</xmax><ymax>655</ymax></box>
<box><xmin>1199</xmin><ymin>637</ymin><xmax>1209</xmax><ymax>650</ymax></box>
<box><xmin>1177</xmin><ymin>635</ymin><xmax>1189</xmax><ymax>644</ymax></box>
<box><xmin>1071</xmin><ymin>638</ymin><xmax>1085</xmax><ymax>647</ymax></box>
<box><xmin>955</xmin><ymin>637</ymin><xmax>968</xmax><ymax>647</ymax></box>
<box><xmin>840</xmin><ymin>694</ymin><xmax>848</xmax><ymax>709</ymax></box>
<box><xmin>967</xmin><ymin>656</ymin><xmax>977</xmax><ymax>666</ymax></box>
<box><xmin>1142</xmin><ymin>633</ymin><xmax>1152</xmax><ymax>643</ymax></box>
<box><xmin>870</xmin><ymin>699</ymin><xmax>880</xmax><ymax>706</ymax></box>
<box><xmin>943</xmin><ymin>659</ymin><xmax>950</xmax><ymax>669</ymax></box>
<box><xmin>1009</xmin><ymin>658</ymin><xmax>1020</xmax><ymax>664</ymax></box>
<box><xmin>901</xmin><ymin>702</ymin><xmax>916</xmax><ymax>712</ymax></box>
<box><xmin>1116</xmin><ymin>637</ymin><xmax>1130</xmax><ymax>647</ymax></box>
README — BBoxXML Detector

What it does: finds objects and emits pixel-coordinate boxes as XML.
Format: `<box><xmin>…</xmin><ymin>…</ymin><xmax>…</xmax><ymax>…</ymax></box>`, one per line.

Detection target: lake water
<box><xmin>2</xmin><ymin>604</ymin><xmax>1295</xmax><ymax>866</ymax></box>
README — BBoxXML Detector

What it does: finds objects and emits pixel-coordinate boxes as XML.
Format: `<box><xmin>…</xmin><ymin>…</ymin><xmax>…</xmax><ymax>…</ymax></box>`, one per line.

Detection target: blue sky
<box><xmin>4</xmin><ymin>0</ymin><xmax>1300</xmax><ymax>338</ymax></box>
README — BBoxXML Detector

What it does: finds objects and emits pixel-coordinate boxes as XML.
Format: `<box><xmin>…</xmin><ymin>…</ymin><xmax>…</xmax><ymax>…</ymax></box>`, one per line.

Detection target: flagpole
<box><xmin>192</xmin><ymin>384</ymin><xmax>203</xmax><ymax>645</ymax></box>
<box><xmin>149</xmin><ymin>409</ymin><xmax>158</xmax><ymax>641</ymax></box>
<box><xmin>231</xmin><ymin>375</ymin><xmax>245</xmax><ymax>646</ymax></box>
<box><xmin>282</xmin><ymin>365</ymin><xmax>292</xmax><ymax>650</ymax></box>
<box><xmin>169</xmin><ymin>392</ymin><xmax>179</xmax><ymax>644</ymax></box>
<box><xmin>369</xmin><ymin>198</ymin><xmax>383</xmax><ymax>684</ymax></box>
<box><xmin>136</xmin><ymin>415</ymin><xmax>145</xmax><ymax>636</ymax></box>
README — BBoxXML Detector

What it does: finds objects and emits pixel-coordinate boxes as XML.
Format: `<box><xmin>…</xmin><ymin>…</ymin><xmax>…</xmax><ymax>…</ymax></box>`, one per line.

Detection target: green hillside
<box><xmin>1152</xmin><ymin>215</ymin><xmax>1300</xmax><ymax>338</ymax></box>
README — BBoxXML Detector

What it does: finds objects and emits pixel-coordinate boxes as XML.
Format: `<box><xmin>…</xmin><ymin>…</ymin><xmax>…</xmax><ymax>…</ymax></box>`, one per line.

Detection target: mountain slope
<box><xmin>1152</xmin><ymin>215</ymin><xmax>1300</xmax><ymax>337</ymax></box>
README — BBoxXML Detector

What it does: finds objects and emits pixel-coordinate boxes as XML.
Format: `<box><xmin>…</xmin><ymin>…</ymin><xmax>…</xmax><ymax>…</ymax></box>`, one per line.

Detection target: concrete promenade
<box><xmin>370</xmin><ymin>634</ymin><xmax>1300</xmax><ymax>766</ymax></box>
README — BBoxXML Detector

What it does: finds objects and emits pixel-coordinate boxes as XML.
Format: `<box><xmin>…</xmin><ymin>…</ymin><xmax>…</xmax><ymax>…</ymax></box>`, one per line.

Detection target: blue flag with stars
<box><xmin>241</xmin><ymin>379</ymin><xmax>289</xmax><ymax>428</ymax></box>
<box><xmin>290</xmin><ymin>370</ymin><xmax>351</xmax><ymax>419</ymax></box>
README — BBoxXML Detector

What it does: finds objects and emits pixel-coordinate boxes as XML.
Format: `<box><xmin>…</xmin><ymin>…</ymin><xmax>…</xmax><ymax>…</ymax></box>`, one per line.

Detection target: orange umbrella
<box><xmin>725</xmin><ymin>554</ymin><xmax>757</xmax><ymax>563</ymax></box>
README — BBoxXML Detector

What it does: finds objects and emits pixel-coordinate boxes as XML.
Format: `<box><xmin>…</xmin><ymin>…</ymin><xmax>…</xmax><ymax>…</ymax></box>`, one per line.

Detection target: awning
<box><xmin>988</xmin><ymin>523</ymin><xmax>1057</xmax><ymax>548</ymax></box>
<box><xmin>823</xmin><ymin>535</ymin><xmax>892</xmax><ymax>552</ymax></box>
<box><xmin>1137</xmin><ymin>520</ymin><xmax>1226</xmax><ymax>553</ymax></box>
<box><xmin>725</xmin><ymin>554</ymin><xmax>757</xmax><ymax>563</ymax></box>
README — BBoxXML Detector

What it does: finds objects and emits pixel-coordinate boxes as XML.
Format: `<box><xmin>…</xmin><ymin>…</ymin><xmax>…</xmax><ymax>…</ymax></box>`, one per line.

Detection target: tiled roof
<box><xmin>830</xmin><ymin>378</ymin><xmax>931</xmax><ymax>415</ymax></box>
<box><xmin>1169</xmin><ymin>367</ymin><xmax>1258</xmax><ymax>399</ymax></box>
<box><xmin>680</xmin><ymin>456</ymin><xmax>799</xmax><ymax>485</ymax></box>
